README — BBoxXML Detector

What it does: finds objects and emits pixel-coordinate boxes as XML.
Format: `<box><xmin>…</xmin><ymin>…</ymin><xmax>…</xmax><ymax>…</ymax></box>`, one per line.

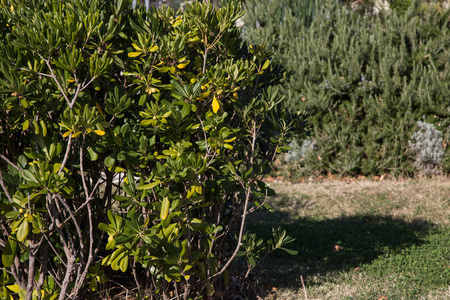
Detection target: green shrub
<box><xmin>242</xmin><ymin>0</ymin><xmax>450</xmax><ymax>177</ymax></box>
<box><xmin>0</xmin><ymin>0</ymin><xmax>296</xmax><ymax>298</ymax></box>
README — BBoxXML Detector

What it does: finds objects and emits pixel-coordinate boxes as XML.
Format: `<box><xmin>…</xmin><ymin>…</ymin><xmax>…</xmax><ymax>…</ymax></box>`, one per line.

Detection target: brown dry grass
<box><xmin>264</xmin><ymin>176</ymin><xmax>450</xmax><ymax>225</ymax></box>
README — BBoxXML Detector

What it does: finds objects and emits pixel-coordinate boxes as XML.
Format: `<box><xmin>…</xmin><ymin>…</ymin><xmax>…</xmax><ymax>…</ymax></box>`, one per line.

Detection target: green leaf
<box><xmin>279</xmin><ymin>247</ymin><xmax>298</xmax><ymax>255</ymax></box>
<box><xmin>137</xmin><ymin>180</ymin><xmax>160</xmax><ymax>190</ymax></box>
<box><xmin>17</xmin><ymin>220</ymin><xmax>29</xmax><ymax>242</ymax></box>
<box><xmin>21</xmin><ymin>170</ymin><xmax>39</xmax><ymax>184</ymax></box>
<box><xmin>2</xmin><ymin>239</ymin><xmax>17</xmax><ymax>268</ymax></box>
<box><xmin>104</xmin><ymin>156</ymin><xmax>115</xmax><ymax>168</ymax></box>
<box><xmin>98</xmin><ymin>223</ymin><xmax>115</xmax><ymax>235</ymax></box>
<box><xmin>119</xmin><ymin>255</ymin><xmax>128</xmax><ymax>272</ymax></box>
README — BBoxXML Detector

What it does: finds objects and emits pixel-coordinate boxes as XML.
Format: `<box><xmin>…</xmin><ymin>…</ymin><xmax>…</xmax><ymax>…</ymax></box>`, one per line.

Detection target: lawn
<box><xmin>246</xmin><ymin>177</ymin><xmax>450</xmax><ymax>299</ymax></box>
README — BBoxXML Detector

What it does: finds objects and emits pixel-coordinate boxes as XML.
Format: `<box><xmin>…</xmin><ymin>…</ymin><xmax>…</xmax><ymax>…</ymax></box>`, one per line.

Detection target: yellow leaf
<box><xmin>184</xmin><ymin>275</ymin><xmax>190</xmax><ymax>280</ymax></box>
<box><xmin>199</xmin><ymin>91</ymin><xmax>211</xmax><ymax>98</ymax></box>
<box><xmin>177</xmin><ymin>62</ymin><xmax>189</xmax><ymax>69</ymax></box>
<box><xmin>149</xmin><ymin>45</ymin><xmax>159</xmax><ymax>52</ymax></box>
<box><xmin>128</xmin><ymin>52</ymin><xmax>142</xmax><ymax>58</ymax></box>
<box><xmin>22</xmin><ymin>119</ymin><xmax>29</xmax><ymax>131</ymax></box>
<box><xmin>7</xmin><ymin>284</ymin><xmax>20</xmax><ymax>293</ymax></box>
<box><xmin>72</xmin><ymin>131</ymin><xmax>82</xmax><ymax>138</ymax></box>
<box><xmin>131</xmin><ymin>43</ymin><xmax>142</xmax><ymax>51</ymax></box>
<box><xmin>93</xmin><ymin>130</ymin><xmax>105</xmax><ymax>136</ymax></box>
<box><xmin>187</xmin><ymin>185</ymin><xmax>195</xmax><ymax>199</ymax></box>
<box><xmin>172</xmin><ymin>19</ymin><xmax>182</xmax><ymax>27</ymax></box>
<box><xmin>67</xmin><ymin>77</ymin><xmax>75</xmax><ymax>83</ymax></box>
<box><xmin>212</xmin><ymin>96</ymin><xmax>220</xmax><ymax>113</ymax></box>
<box><xmin>188</xmin><ymin>36</ymin><xmax>200</xmax><ymax>43</ymax></box>
<box><xmin>261</xmin><ymin>59</ymin><xmax>270</xmax><ymax>71</ymax></box>
<box><xmin>195</xmin><ymin>185</ymin><xmax>202</xmax><ymax>195</ymax></box>
<box><xmin>62</xmin><ymin>130</ymin><xmax>73</xmax><ymax>138</ymax></box>
<box><xmin>161</xmin><ymin>197</ymin><xmax>170</xmax><ymax>220</ymax></box>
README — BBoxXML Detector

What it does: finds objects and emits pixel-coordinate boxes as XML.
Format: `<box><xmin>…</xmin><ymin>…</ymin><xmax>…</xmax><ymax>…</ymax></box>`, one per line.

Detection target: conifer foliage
<box><xmin>243</xmin><ymin>0</ymin><xmax>450</xmax><ymax>176</ymax></box>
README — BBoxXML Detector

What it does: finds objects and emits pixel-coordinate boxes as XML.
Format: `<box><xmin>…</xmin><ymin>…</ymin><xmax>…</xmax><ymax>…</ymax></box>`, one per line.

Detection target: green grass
<box><xmin>244</xmin><ymin>179</ymin><xmax>450</xmax><ymax>299</ymax></box>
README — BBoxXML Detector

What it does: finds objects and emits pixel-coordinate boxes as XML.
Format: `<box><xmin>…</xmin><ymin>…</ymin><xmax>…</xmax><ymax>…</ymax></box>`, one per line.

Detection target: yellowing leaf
<box><xmin>62</xmin><ymin>130</ymin><xmax>73</xmax><ymax>138</ymax></box>
<box><xmin>161</xmin><ymin>197</ymin><xmax>170</xmax><ymax>220</ymax></box>
<box><xmin>71</xmin><ymin>131</ymin><xmax>82</xmax><ymax>138</ymax></box>
<box><xmin>67</xmin><ymin>77</ymin><xmax>75</xmax><ymax>83</ymax></box>
<box><xmin>172</xmin><ymin>19</ymin><xmax>182</xmax><ymax>27</ymax></box>
<box><xmin>7</xmin><ymin>284</ymin><xmax>20</xmax><ymax>293</ymax></box>
<box><xmin>199</xmin><ymin>91</ymin><xmax>211</xmax><ymax>98</ymax></box>
<box><xmin>131</xmin><ymin>43</ymin><xmax>143</xmax><ymax>51</ymax></box>
<box><xmin>149</xmin><ymin>45</ymin><xmax>159</xmax><ymax>52</ymax></box>
<box><xmin>261</xmin><ymin>59</ymin><xmax>270</xmax><ymax>71</ymax></box>
<box><xmin>187</xmin><ymin>185</ymin><xmax>195</xmax><ymax>199</ymax></box>
<box><xmin>188</xmin><ymin>36</ymin><xmax>201</xmax><ymax>43</ymax></box>
<box><xmin>93</xmin><ymin>130</ymin><xmax>105</xmax><ymax>136</ymax></box>
<box><xmin>177</xmin><ymin>61</ymin><xmax>189</xmax><ymax>69</ymax></box>
<box><xmin>128</xmin><ymin>52</ymin><xmax>142</xmax><ymax>58</ymax></box>
<box><xmin>212</xmin><ymin>96</ymin><xmax>220</xmax><ymax>113</ymax></box>
<box><xmin>22</xmin><ymin>119</ymin><xmax>29</xmax><ymax>131</ymax></box>
<box><xmin>195</xmin><ymin>185</ymin><xmax>202</xmax><ymax>195</ymax></box>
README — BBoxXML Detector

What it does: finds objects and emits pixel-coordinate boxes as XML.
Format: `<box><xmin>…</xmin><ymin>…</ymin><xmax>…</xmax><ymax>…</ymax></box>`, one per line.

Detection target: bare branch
<box><xmin>0</xmin><ymin>154</ymin><xmax>22</xmax><ymax>171</ymax></box>
<box><xmin>58</xmin><ymin>134</ymin><xmax>73</xmax><ymax>174</ymax></box>
<box><xmin>0</xmin><ymin>169</ymin><xmax>14</xmax><ymax>206</ymax></box>
<box><xmin>37</xmin><ymin>54</ymin><xmax>72</xmax><ymax>108</ymax></box>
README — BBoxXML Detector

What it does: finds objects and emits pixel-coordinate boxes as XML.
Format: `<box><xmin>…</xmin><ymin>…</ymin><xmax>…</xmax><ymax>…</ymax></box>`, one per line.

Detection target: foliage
<box><xmin>0</xmin><ymin>0</ymin><xmax>297</xmax><ymax>299</ymax></box>
<box><xmin>242</xmin><ymin>0</ymin><xmax>450</xmax><ymax>177</ymax></box>
<box><xmin>408</xmin><ymin>121</ymin><xmax>445</xmax><ymax>175</ymax></box>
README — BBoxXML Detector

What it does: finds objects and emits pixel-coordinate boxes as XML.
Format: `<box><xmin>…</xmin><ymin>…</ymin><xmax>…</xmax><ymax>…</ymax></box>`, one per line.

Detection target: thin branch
<box><xmin>0</xmin><ymin>154</ymin><xmax>22</xmax><ymax>171</ymax></box>
<box><xmin>54</xmin><ymin>194</ymin><xmax>84</xmax><ymax>251</ymax></box>
<box><xmin>58</xmin><ymin>134</ymin><xmax>72</xmax><ymax>174</ymax></box>
<box><xmin>0</xmin><ymin>170</ymin><xmax>14</xmax><ymax>206</ymax></box>
<box><xmin>301</xmin><ymin>275</ymin><xmax>308</xmax><ymax>300</ymax></box>
<box><xmin>72</xmin><ymin>136</ymin><xmax>94</xmax><ymax>295</ymax></box>
<box><xmin>37</xmin><ymin>54</ymin><xmax>72</xmax><ymax>108</ymax></box>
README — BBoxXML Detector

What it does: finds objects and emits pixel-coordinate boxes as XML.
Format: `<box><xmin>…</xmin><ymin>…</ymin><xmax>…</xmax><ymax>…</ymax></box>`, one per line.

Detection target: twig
<box><xmin>0</xmin><ymin>169</ymin><xmax>14</xmax><ymax>205</ymax></box>
<box><xmin>301</xmin><ymin>275</ymin><xmax>308</xmax><ymax>300</ymax></box>
<box><xmin>58</xmin><ymin>134</ymin><xmax>72</xmax><ymax>174</ymax></box>
<box><xmin>0</xmin><ymin>154</ymin><xmax>22</xmax><ymax>171</ymax></box>
<box><xmin>38</xmin><ymin>54</ymin><xmax>72</xmax><ymax>108</ymax></box>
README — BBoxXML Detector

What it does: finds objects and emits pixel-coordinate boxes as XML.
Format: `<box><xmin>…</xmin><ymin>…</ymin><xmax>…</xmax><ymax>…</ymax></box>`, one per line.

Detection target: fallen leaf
<box><xmin>378</xmin><ymin>295</ymin><xmax>388</xmax><ymax>300</ymax></box>
<box><xmin>380</xmin><ymin>173</ymin><xmax>387</xmax><ymax>181</ymax></box>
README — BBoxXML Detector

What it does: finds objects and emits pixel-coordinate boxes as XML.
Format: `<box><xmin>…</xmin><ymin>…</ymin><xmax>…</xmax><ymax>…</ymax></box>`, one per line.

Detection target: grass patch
<box><xmin>246</xmin><ymin>178</ymin><xmax>450</xmax><ymax>299</ymax></box>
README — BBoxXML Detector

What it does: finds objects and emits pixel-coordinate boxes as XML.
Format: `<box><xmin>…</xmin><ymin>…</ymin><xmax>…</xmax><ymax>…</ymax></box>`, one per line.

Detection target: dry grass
<box><xmin>247</xmin><ymin>177</ymin><xmax>450</xmax><ymax>300</ymax></box>
<box><xmin>263</xmin><ymin>176</ymin><xmax>450</xmax><ymax>225</ymax></box>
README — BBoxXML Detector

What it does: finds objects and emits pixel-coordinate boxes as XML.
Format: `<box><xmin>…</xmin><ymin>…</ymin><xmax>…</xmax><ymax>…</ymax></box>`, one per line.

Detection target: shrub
<box><xmin>242</xmin><ymin>0</ymin><xmax>450</xmax><ymax>177</ymax></box>
<box><xmin>408</xmin><ymin>121</ymin><xmax>445</xmax><ymax>175</ymax></box>
<box><xmin>0</xmin><ymin>0</ymin><xmax>296</xmax><ymax>299</ymax></box>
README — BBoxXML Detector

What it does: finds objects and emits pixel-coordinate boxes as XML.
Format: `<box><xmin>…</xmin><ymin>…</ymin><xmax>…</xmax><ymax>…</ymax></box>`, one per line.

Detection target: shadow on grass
<box><xmin>245</xmin><ymin>211</ymin><xmax>432</xmax><ymax>289</ymax></box>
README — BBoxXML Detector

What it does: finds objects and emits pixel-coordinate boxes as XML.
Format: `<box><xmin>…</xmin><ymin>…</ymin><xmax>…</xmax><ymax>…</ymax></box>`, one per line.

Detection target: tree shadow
<box><xmin>245</xmin><ymin>209</ymin><xmax>432</xmax><ymax>289</ymax></box>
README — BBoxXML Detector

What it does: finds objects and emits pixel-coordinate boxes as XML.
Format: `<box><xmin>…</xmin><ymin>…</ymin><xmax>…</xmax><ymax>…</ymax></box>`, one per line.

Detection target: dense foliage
<box><xmin>0</xmin><ymin>0</ymin><xmax>297</xmax><ymax>299</ymax></box>
<box><xmin>243</xmin><ymin>0</ymin><xmax>450</xmax><ymax>177</ymax></box>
